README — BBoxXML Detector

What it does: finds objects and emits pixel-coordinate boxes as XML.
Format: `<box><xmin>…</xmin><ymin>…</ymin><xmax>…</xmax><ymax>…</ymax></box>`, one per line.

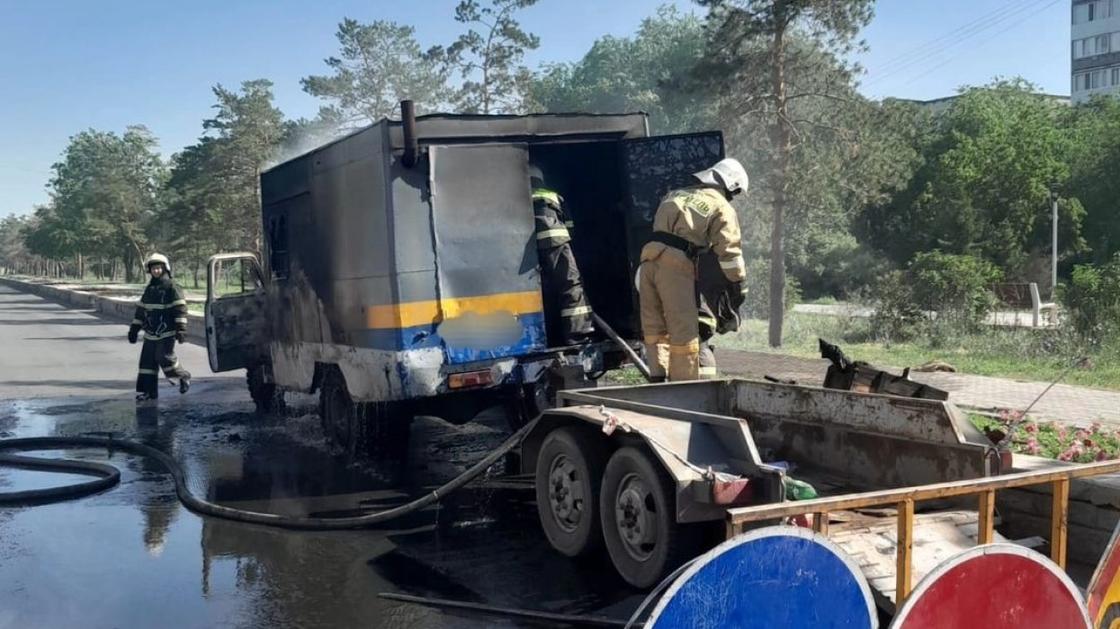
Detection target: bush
<box><xmin>743</xmin><ymin>257</ymin><xmax>801</xmax><ymax>319</ymax></box>
<box><xmin>908</xmin><ymin>251</ymin><xmax>1002</xmax><ymax>326</ymax></box>
<box><xmin>1063</xmin><ymin>254</ymin><xmax>1120</xmax><ymax>341</ymax></box>
<box><xmin>869</xmin><ymin>270</ymin><xmax>924</xmax><ymax>343</ymax></box>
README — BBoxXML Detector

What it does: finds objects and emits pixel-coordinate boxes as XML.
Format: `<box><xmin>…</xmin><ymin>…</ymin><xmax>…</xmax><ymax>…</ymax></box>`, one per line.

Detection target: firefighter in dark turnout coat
<box><xmin>129</xmin><ymin>253</ymin><xmax>191</xmax><ymax>400</ymax></box>
<box><xmin>531</xmin><ymin>164</ymin><xmax>594</xmax><ymax>345</ymax></box>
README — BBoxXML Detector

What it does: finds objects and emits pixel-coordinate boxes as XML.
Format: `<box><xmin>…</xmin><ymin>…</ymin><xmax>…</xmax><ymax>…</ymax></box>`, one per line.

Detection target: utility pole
<box><xmin>1051</xmin><ymin>190</ymin><xmax>1059</xmax><ymax>300</ymax></box>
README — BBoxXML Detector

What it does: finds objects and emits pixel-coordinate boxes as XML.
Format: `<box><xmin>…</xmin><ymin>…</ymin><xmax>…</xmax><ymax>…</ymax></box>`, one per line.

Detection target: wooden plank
<box><xmin>813</xmin><ymin>511</ymin><xmax>829</xmax><ymax>536</ymax></box>
<box><xmin>726</xmin><ymin>459</ymin><xmax>1120</xmax><ymax>527</ymax></box>
<box><xmin>896</xmin><ymin>499</ymin><xmax>914</xmax><ymax>605</ymax></box>
<box><xmin>978</xmin><ymin>490</ymin><xmax>995</xmax><ymax>545</ymax></box>
<box><xmin>1051</xmin><ymin>477</ymin><xmax>1070</xmax><ymax>569</ymax></box>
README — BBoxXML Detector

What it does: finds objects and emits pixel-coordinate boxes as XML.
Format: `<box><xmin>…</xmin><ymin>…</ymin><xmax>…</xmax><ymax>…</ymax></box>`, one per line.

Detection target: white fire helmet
<box><xmin>145</xmin><ymin>252</ymin><xmax>171</xmax><ymax>273</ymax></box>
<box><xmin>693</xmin><ymin>158</ymin><xmax>749</xmax><ymax>196</ymax></box>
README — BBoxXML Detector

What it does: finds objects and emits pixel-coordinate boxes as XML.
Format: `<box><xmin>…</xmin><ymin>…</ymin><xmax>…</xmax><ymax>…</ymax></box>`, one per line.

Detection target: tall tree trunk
<box><xmin>767</xmin><ymin>12</ymin><xmax>791</xmax><ymax>348</ymax></box>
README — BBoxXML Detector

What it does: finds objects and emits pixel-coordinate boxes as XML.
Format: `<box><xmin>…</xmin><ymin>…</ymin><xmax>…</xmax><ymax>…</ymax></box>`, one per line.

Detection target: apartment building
<box><xmin>1073</xmin><ymin>0</ymin><xmax>1120</xmax><ymax>102</ymax></box>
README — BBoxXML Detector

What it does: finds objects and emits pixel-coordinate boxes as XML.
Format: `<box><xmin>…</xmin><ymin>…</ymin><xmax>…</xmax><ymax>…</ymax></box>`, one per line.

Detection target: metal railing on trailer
<box><xmin>725</xmin><ymin>459</ymin><xmax>1120</xmax><ymax>605</ymax></box>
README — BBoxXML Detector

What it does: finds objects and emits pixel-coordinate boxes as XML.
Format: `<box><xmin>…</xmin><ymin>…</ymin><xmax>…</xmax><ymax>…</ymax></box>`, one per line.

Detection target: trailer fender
<box><xmin>523</xmin><ymin>407</ymin><xmax>734</xmax><ymax>523</ymax></box>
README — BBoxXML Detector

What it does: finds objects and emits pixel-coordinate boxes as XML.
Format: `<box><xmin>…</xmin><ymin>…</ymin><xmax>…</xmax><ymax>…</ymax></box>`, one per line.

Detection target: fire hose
<box><xmin>0</xmin><ymin>418</ymin><xmax>537</xmax><ymax>529</ymax></box>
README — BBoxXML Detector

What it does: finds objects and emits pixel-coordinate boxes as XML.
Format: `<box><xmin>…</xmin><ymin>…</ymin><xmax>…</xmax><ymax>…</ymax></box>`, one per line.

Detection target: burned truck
<box><xmin>204</xmin><ymin>104</ymin><xmax>724</xmax><ymax>454</ymax></box>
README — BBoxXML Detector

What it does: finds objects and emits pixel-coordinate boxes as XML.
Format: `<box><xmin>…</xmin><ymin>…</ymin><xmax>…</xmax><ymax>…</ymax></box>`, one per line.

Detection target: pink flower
<box><xmin>1091</xmin><ymin>422</ymin><xmax>1104</xmax><ymax>433</ymax></box>
<box><xmin>1024</xmin><ymin>423</ymin><xmax>1039</xmax><ymax>434</ymax></box>
<box><xmin>1058</xmin><ymin>450</ymin><xmax>1074</xmax><ymax>462</ymax></box>
<box><xmin>1075</xmin><ymin>429</ymin><xmax>1091</xmax><ymax>442</ymax></box>
<box><xmin>1024</xmin><ymin>438</ymin><xmax>1041</xmax><ymax>455</ymax></box>
<box><xmin>1097</xmin><ymin>450</ymin><xmax>1112</xmax><ymax>461</ymax></box>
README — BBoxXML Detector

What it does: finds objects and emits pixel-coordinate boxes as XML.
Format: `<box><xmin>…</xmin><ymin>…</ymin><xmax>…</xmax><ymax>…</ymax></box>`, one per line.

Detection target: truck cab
<box><xmin>206</xmin><ymin>108</ymin><xmax>724</xmax><ymax>456</ymax></box>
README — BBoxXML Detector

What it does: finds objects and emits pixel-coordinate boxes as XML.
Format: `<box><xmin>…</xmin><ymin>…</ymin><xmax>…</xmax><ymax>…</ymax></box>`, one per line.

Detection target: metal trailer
<box><xmin>204</xmin><ymin>105</ymin><xmax>725</xmax><ymax>454</ymax></box>
<box><xmin>522</xmin><ymin>377</ymin><xmax>1002</xmax><ymax>596</ymax></box>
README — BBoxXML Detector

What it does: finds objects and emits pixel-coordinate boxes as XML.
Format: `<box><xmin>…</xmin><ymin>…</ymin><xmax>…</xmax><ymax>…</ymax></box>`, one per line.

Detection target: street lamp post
<box><xmin>1051</xmin><ymin>190</ymin><xmax>1059</xmax><ymax>300</ymax></box>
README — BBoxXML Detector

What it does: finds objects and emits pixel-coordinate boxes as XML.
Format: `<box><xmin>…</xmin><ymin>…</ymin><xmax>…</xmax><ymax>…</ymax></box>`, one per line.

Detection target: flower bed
<box><xmin>972</xmin><ymin>410</ymin><xmax>1120</xmax><ymax>463</ymax></box>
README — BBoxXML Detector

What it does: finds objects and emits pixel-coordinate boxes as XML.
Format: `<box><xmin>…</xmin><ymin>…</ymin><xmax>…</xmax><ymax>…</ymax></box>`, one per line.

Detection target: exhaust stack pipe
<box><xmin>401</xmin><ymin>100</ymin><xmax>418</xmax><ymax>168</ymax></box>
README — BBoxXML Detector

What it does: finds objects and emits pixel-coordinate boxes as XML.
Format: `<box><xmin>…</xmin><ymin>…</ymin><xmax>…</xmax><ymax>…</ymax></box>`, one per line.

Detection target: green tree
<box><xmin>862</xmin><ymin>80</ymin><xmax>1084</xmax><ymax>280</ymax></box>
<box><xmin>46</xmin><ymin>126</ymin><xmax>166</xmax><ymax>281</ymax></box>
<box><xmin>302</xmin><ymin>19</ymin><xmax>449</xmax><ymax>127</ymax></box>
<box><xmin>531</xmin><ymin>5</ymin><xmax>714</xmax><ymax>133</ymax></box>
<box><xmin>431</xmin><ymin>0</ymin><xmax>540</xmax><ymax>114</ymax></box>
<box><xmin>1067</xmin><ymin>96</ymin><xmax>1120</xmax><ymax>264</ymax></box>
<box><xmin>155</xmin><ymin>138</ymin><xmax>225</xmax><ymax>287</ymax></box>
<box><xmin>0</xmin><ymin>215</ymin><xmax>33</xmax><ymax>274</ymax></box>
<box><xmin>202</xmin><ymin>79</ymin><xmax>285</xmax><ymax>252</ymax></box>
<box><xmin>696</xmin><ymin>0</ymin><xmax>879</xmax><ymax>346</ymax></box>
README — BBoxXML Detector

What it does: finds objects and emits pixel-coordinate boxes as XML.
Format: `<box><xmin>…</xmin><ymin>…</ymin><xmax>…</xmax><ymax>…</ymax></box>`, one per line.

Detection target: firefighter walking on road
<box><xmin>531</xmin><ymin>164</ymin><xmax>595</xmax><ymax>346</ymax></box>
<box><xmin>639</xmin><ymin>158</ymin><xmax>749</xmax><ymax>381</ymax></box>
<box><xmin>129</xmin><ymin>253</ymin><xmax>191</xmax><ymax>400</ymax></box>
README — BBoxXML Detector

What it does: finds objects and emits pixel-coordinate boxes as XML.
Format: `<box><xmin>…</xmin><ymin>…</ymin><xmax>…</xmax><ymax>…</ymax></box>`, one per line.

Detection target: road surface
<box><xmin>0</xmin><ymin>284</ymin><xmax>640</xmax><ymax>628</ymax></box>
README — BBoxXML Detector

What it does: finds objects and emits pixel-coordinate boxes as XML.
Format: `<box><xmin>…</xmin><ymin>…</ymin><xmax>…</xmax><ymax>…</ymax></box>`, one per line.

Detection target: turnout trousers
<box><xmin>639</xmin><ymin>249</ymin><xmax>700</xmax><ymax>382</ymax></box>
<box><xmin>136</xmin><ymin>337</ymin><xmax>190</xmax><ymax>398</ymax></box>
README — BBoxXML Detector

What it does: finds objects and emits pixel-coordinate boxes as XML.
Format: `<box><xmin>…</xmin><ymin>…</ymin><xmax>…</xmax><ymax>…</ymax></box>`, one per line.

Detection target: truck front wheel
<box><xmin>600</xmin><ymin>446</ymin><xmax>693</xmax><ymax>589</ymax></box>
<box><xmin>320</xmin><ymin>368</ymin><xmax>360</xmax><ymax>458</ymax></box>
<box><xmin>535</xmin><ymin>425</ymin><xmax>608</xmax><ymax>557</ymax></box>
<box><xmin>247</xmin><ymin>364</ymin><xmax>285</xmax><ymax>414</ymax></box>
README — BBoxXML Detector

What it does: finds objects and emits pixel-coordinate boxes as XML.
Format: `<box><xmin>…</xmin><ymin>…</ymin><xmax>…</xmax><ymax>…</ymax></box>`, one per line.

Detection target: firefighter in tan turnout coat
<box><xmin>639</xmin><ymin>158</ymin><xmax>749</xmax><ymax>381</ymax></box>
<box><xmin>128</xmin><ymin>253</ymin><xmax>191</xmax><ymax>400</ymax></box>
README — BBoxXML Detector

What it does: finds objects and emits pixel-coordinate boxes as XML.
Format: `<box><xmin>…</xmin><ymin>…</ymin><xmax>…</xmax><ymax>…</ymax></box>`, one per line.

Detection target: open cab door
<box><xmin>205</xmin><ymin>253</ymin><xmax>268</xmax><ymax>372</ymax></box>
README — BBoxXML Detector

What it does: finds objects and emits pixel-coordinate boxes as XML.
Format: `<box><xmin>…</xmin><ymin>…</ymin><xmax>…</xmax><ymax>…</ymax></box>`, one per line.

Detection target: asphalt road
<box><xmin>0</xmin><ymin>284</ymin><xmax>640</xmax><ymax>628</ymax></box>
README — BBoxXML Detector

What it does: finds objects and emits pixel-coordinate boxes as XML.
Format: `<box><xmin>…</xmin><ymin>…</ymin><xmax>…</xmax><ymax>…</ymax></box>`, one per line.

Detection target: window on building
<box><xmin>1113</xmin><ymin>67</ymin><xmax>1120</xmax><ymax>85</ymax></box>
<box><xmin>1090</xmin><ymin>2</ymin><xmax>1096</xmax><ymax>21</ymax></box>
<box><xmin>1099</xmin><ymin>35</ymin><xmax>1111</xmax><ymax>54</ymax></box>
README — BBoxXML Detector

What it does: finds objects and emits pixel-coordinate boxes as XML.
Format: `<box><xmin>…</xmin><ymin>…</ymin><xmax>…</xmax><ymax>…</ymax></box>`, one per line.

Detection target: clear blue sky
<box><xmin>0</xmin><ymin>0</ymin><xmax>1071</xmax><ymax>217</ymax></box>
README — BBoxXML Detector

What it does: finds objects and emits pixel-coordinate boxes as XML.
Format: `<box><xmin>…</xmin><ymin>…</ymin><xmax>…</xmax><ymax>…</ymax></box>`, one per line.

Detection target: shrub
<box><xmin>1063</xmin><ymin>254</ymin><xmax>1120</xmax><ymax>341</ymax></box>
<box><xmin>743</xmin><ymin>257</ymin><xmax>801</xmax><ymax>320</ymax></box>
<box><xmin>869</xmin><ymin>270</ymin><xmax>923</xmax><ymax>343</ymax></box>
<box><xmin>908</xmin><ymin>251</ymin><xmax>1002</xmax><ymax>326</ymax></box>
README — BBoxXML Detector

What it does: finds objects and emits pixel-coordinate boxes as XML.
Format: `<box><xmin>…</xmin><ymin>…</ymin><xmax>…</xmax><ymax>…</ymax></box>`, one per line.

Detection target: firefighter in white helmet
<box><xmin>639</xmin><ymin>158</ymin><xmax>749</xmax><ymax>381</ymax></box>
<box><xmin>128</xmin><ymin>253</ymin><xmax>191</xmax><ymax>400</ymax></box>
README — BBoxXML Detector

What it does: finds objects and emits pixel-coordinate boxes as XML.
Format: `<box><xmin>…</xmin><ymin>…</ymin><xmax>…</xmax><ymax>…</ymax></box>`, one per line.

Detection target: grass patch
<box><xmin>715</xmin><ymin>312</ymin><xmax>1120</xmax><ymax>390</ymax></box>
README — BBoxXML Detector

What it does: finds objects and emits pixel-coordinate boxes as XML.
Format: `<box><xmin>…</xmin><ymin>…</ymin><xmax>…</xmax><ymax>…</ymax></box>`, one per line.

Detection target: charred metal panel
<box><xmin>732</xmin><ymin>380</ymin><xmax>995</xmax><ymax>490</ymax></box>
<box><xmin>386</xmin><ymin>113</ymin><xmax>649</xmax><ymax>151</ymax></box>
<box><xmin>428</xmin><ymin>143</ymin><xmax>545</xmax><ymax>363</ymax></box>
<box><xmin>620</xmin><ymin>132</ymin><xmax>725</xmax><ymax>270</ymax></box>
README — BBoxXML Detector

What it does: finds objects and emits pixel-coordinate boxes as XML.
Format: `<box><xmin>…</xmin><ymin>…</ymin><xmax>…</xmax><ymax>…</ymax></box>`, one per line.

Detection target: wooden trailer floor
<box><xmin>828</xmin><ymin>509</ymin><xmax>1010</xmax><ymax>615</ymax></box>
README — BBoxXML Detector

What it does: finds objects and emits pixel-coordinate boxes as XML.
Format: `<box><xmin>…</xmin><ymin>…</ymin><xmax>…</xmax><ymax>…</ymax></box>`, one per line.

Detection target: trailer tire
<box><xmin>536</xmin><ymin>425</ymin><xmax>608</xmax><ymax>557</ymax></box>
<box><xmin>600</xmin><ymin>446</ymin><xmax>692</xmax><ymax>589</ymax></box>
<box><xmin>247</xmin><ymin>365</ymin><xmax>285</xmax><ymax>414</ymax></box>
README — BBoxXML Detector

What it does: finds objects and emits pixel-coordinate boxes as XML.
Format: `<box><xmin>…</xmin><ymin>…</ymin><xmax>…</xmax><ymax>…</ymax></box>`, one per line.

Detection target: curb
<box><xmin>0</xmin><ymin>276</ymin><xmax>207</xmax><ymax>345</ymax></box>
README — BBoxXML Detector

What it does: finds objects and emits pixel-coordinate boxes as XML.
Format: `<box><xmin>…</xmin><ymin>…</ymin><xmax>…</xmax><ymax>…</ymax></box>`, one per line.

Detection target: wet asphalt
<box><xmin>0</xmin><ymin>285</ymin><xmax>642</xmax><ymax>628</ymax></box>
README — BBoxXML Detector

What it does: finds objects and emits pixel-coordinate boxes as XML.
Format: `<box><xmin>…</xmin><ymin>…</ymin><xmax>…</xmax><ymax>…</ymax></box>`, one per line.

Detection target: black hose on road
<box><xmin>0</xmin><ymin>419</ymin><xmax>537</xmax><ymax>530</ymax></box>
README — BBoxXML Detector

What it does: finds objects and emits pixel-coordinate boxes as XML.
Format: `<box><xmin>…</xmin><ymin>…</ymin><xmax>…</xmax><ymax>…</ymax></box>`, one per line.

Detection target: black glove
<box><xmin>732</xmin><ymin>280</ymin><xmax>748</xmax><ymax>310</ymax></box>
<box><xmin>128</xmin><ymin>326</ymin><xmax>139</xmax><ymax>344</ymax></box>
<box><xmin>175</xmin><ymin>331</ymin><xmax>185</xmax><ymax>344</ymax></box>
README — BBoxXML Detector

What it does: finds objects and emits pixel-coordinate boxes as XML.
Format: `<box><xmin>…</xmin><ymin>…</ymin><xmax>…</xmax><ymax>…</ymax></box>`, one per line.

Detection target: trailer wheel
<box><xmin>600</xmin><ymin>446</ymin><xmax>691</xmax><ymax>589</ymax></box>
<box><xmin>535</xmin><ymin>426</ymin><xmax>608</xmax><ymax>557</ymax></box>
<box><xmin>247</xmin><ymin>365</ymin><xmax>285</xmax><ymax>414</ymax></box>
<box><xmin>320</xmin><ymin>368</ymin><xmax>359</xmax><ymax>457</ymax></box>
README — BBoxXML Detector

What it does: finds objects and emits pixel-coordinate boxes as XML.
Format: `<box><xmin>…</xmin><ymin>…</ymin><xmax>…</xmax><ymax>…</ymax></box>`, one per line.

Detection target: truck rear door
<box><xmin>428</xmin><ymin>143</ymin><xmax>546</xmax><ymax>364</ymax></box>
<box><xmin>205</xmin><ymin>253</ymin><xmax>268</xmax><ymax>372</ymax></box>
<box><xmin>620</xmin><ymin>131</ymin><xmax>726</xmax><ymax>331</ymax></box>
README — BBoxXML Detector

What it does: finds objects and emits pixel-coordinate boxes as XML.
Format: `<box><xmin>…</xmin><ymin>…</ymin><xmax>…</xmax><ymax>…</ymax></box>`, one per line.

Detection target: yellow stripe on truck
<box><xmin>365</xmin><ymin>290</ymin><xmax>543</xmax><ymax>330</ymax></box>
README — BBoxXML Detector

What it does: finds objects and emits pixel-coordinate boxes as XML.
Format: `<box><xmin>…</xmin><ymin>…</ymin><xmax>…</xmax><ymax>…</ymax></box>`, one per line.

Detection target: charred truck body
<box><xmin>205</xmin><ymin>106</ymin><xmax>724</xmax><ymax>453</ymax></box>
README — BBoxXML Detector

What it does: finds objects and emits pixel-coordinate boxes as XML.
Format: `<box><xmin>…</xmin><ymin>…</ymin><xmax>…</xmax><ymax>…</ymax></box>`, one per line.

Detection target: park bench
<box><xmin>992</xmin><ymin>282</ymin><xmax>1057</xmax><ymax>327</ymax></box>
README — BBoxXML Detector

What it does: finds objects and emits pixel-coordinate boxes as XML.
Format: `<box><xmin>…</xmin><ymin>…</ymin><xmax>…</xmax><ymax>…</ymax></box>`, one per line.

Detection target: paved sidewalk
<box><xmin>718</xmin><ymin>349</ymin><xmax>1120</xmax><ymax>427</ymax></box>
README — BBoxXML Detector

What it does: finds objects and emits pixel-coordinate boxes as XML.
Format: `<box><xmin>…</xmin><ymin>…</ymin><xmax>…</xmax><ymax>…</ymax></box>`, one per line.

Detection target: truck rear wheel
<box><xmin>535</xmin><ymin>425</ymin><xmax>608</xmax><ymax>557</ymax></box>
<box><xmin>600</xmin><ymin>446</ymin><xmax>692</xmax><ymax>589</ymax></box>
